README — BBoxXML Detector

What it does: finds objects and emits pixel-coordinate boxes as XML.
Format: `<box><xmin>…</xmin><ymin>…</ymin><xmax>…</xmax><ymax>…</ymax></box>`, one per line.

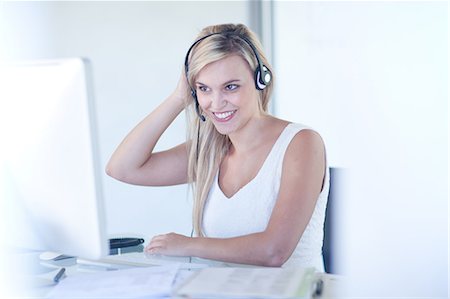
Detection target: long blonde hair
<box><xmin>184</xmin><ymin>24</ymin><xmax>274</xmax><ymax>236</ymax></box>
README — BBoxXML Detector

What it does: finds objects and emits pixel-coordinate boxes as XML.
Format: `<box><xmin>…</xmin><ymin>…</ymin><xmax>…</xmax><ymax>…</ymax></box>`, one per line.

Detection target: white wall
<box><xmin>2</xmin><ymin>1</ymin><xmax>448</xmax><ymax>297</ymax></box>
<box><xmin>0</xmin><ymin>1</ymin><xmax>250</xmax><ymax>240</ymax></box>
<box><xmin>273</xmin><ymin>2</ymin><xmax>448</xmax><ymax>298</ymax></box>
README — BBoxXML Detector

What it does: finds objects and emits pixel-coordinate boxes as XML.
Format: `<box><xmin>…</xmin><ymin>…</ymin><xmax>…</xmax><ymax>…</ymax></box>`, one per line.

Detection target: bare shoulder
<box><xmin>284</xmin><ymin>128</ymin><xmax>326</xmax><ymax>170</ymax></box>
<box><xmin>281</xmin><ymin>127</ymin><xmax>326</xmax><ymax>194</ymax></box>
<box><xmin>291</xmin><ymin>128</ymin><xmax>324</xmax><ymax>151</ymax></box>
<box><xmin>264</xmin><ymin>118</ymin><xmax>325</xmax><ymax>159</ymax></box>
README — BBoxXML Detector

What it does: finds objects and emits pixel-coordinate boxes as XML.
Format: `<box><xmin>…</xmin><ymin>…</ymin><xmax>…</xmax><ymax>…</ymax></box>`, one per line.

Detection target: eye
<box><xmin>197</xmin><ymin>85</ymin><xmax>209</xmax><ymax>92</ymax></box>
<box><xmin>225</xmin><ymin>84</ymin><xmax>239</xmax><ymax>91</ymax></box>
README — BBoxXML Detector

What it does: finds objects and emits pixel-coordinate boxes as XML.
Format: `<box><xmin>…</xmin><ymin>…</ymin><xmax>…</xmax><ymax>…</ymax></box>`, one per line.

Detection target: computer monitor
<box><xmin>0</xmin><ymin>58</ymin><xmax>108</xmax><ymax>260</ymax></box>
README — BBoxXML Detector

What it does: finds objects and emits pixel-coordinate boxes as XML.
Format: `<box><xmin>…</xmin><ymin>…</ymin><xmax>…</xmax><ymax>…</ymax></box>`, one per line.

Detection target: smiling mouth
<box><xmin>213</xmin><ymin>110</ymin><xmax>236</xmax><ymax>120</ymax></box>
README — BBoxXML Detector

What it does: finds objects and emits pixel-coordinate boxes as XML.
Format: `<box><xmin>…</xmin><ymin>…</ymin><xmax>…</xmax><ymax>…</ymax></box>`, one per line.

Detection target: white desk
<box><xmin>8</xmin><ymin>251</ymin><xmax>343</xmax><ymax>299</ymax></box>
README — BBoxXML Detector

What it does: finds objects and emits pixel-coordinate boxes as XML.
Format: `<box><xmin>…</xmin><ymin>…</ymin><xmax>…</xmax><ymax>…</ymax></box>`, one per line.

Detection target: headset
<box><xmin>184</xmin><ymin>31</ymin><xmax>273</xmax><ymax>121</ymax></box>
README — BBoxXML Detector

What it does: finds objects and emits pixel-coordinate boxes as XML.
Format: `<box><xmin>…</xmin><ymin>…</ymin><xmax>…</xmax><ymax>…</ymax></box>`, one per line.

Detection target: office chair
<box><xmin>323</xmin><ymin>167</ymin><xmax>341</xmax><ymax>274</ymax></box>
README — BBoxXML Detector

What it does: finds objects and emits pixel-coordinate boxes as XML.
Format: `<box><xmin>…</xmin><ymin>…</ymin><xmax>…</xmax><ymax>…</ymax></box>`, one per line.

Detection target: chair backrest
<box><xmin>323</xmin><ymin>167</ymin><xmax>341</xmax><ymax>274</ymax></box>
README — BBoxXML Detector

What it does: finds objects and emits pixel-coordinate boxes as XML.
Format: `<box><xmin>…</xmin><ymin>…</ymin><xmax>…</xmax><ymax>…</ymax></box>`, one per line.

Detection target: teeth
<box><xmin>214</xmin><ymin>111</ymin><xmax>235</xmax><ymax>119</ymax></box>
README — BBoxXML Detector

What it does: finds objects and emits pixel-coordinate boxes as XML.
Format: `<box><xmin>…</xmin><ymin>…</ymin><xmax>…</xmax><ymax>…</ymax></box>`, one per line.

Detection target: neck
<box><xmin>228</xmin><ymin>114</ymin><xmax>273</xmax><ymax>154</ymax></box>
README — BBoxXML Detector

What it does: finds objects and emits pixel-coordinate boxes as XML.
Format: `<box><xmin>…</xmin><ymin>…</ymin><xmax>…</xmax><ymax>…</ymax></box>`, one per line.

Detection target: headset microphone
<box><xmin>192</xmin><ymin>90</ymin><xmax>206</xmax><ymax>122</ymax></box>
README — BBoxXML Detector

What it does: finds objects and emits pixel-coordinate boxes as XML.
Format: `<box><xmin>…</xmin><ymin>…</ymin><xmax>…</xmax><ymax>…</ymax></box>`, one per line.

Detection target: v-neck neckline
<box><xmin>216</xmin><ymin>123</ymin><xmax>292</xmax><ymax>199</ymax></box>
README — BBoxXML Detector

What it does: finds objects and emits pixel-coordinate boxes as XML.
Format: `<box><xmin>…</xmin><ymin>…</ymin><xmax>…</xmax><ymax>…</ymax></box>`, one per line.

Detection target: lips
<box><xmin>212</xmin><ymin>110</ymin><xmax>236</xmax><ymax>122</ymax></box>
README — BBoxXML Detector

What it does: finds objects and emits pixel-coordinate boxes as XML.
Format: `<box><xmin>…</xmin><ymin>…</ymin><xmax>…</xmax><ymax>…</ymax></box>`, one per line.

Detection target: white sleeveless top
<box><xmin>202</xmin><ymin>123</ymin><xmax>329</xmax><ymax>270</ymax></box>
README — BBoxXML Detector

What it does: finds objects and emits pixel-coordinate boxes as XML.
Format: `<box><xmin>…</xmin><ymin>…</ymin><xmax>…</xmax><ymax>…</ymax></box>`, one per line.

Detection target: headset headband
<box><xmin>184</xmin><ymin>31</ymin><xmax>272</xmax><ymax>91</ymax></box>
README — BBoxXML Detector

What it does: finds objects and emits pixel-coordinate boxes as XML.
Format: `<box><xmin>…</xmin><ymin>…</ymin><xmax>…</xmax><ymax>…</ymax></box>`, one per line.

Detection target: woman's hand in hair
<box><xmin>171</xmin><ymin>70</ymin><xmax>191</xmax><ymax>107</ymax></box>
<box><xmin>105</xmin><ymin>68</ymin><xmax>190</xmax><ymax>186</ymax></box>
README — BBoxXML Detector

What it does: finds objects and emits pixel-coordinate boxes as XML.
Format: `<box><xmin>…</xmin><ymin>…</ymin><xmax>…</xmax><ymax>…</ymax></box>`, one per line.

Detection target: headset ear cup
<box><xmin>261</xmin><ymin>66</ymin><xmax>272</xmax><ymax>85</ymax></box>
<box><xmin>254</xmin><ymin>66</ymin><xmax>266</xmax><ymax>90</ymax></box>
<box><xmin>254</xmin><ymin>65</ymin><xmax>272</xmax><ymax>90</ymax></box>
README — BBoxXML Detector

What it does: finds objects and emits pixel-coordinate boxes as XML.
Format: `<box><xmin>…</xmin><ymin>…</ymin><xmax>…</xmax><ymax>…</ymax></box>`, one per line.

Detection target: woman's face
<box><xmin>195</xmin><ymin>54</ymin><xmax>261</xmax><ymax>136</ymax></box>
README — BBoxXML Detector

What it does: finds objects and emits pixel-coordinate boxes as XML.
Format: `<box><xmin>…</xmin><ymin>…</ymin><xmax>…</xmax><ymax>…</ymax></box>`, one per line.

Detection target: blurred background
<box><xmin>0</xmin><ymin>1</ymin><xmax>447</xmax><ymax>298</ymax></box>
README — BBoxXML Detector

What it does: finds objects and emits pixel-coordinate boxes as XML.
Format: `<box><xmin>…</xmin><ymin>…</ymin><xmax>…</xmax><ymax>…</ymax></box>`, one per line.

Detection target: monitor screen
<box><xmin>0</xmin><ymin>58</ymin><xmax>108</xmax><ymax>260</ymax></box>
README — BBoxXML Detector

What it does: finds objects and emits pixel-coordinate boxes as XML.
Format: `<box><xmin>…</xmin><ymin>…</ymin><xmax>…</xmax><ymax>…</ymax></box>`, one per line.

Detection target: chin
<box><xmin>212</xmin><ymin>122</ymin><xmax>237</xmax><ymax>136</ymax></box>
<box><xmin>214</xmin><ymin>126</ymin><xmax>232</xmax><ymax>136</ymax></box>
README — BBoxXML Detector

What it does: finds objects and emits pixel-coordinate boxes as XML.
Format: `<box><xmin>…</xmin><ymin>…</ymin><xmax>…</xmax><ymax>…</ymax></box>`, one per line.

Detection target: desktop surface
<box><xmin>9</xmin><ymin>250</ymin><xmax>343</xmax><ymax>299</ymax></box>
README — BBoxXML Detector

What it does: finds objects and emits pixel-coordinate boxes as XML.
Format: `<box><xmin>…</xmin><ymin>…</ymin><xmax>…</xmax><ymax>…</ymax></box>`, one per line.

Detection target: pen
<box><xmin>53</xmin><ymin>267</ymin><xmax>66</xmax><ymax>283</ymax></box>
<box><xmin>312</xmin><ymin>278</ymin><xmax>323</xmax><ymax>298</ymax></box>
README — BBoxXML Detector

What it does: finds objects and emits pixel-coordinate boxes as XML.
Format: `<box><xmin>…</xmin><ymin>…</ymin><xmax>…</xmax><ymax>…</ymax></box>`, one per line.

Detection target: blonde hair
<box><xmin>184</xmin><ymin>23</ymin><xmax>274</xmax><ymax>236</ymax></box>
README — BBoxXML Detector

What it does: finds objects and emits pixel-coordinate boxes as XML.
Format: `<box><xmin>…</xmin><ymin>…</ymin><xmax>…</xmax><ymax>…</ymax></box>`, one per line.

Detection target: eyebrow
<box><xmin>195</xmin><ymin>79</ymin><xmax>241</xmax><ymax>86</ymax></box>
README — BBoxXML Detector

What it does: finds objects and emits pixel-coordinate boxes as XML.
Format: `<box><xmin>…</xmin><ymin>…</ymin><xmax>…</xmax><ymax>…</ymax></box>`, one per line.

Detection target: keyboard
<box><xmin>77</xmin><ymin>252</ymin><xmax>210</xmax><ymax>269</ymax></box>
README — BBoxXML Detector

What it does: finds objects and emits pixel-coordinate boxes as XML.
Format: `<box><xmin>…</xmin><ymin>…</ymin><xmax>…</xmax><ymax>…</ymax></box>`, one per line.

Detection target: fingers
<box><xmin>144</xmin><ymin>234</ymin><xmax>165</xmax><ymax>254</ymax></box>
<box><xmin>173</xmin><ymin>73</ymin><xmax>191</xmax><ymax>106</ymax></box>
<box><xmin>145</xmin><ymin>233</ymin><xmax>175</xmax><ymax>254</ymax></box>
<box><xmin>144</xmin><ymin>232</ymin><xmax>187</xmax><ymax>256</ymax></box>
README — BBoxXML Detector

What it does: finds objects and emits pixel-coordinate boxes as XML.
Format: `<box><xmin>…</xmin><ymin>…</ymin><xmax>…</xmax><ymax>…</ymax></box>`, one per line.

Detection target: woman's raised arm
<box><xmin>106</xmin><ymin>74</ymin><xmax>190</xmax><ymax>186</ymax></box>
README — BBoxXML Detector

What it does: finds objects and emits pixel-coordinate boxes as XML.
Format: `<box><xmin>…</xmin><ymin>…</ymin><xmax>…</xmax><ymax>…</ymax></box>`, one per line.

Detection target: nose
<box><xmin>208</xmin><ymin>91</ymin><xmax>227</xmax><ymax>110</ymax></box>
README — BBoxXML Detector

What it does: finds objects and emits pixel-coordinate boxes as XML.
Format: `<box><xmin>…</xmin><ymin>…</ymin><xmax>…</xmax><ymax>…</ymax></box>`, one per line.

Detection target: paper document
<box><xmin>46</xmin><ymin>265</ymin><xmax>179</xmax><ymax>298</ymax></box>
<box><xmin>176</xmin><ymin>267</ymin><xmax>316</xmax><ymax>299</ymax></box>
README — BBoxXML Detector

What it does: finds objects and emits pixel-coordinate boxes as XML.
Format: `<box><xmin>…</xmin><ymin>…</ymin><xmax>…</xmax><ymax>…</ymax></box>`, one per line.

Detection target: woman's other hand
<box><xmin>145</xmin><ymin>232</ymin><xmax>192</xmax><ymax>256</ymax></box>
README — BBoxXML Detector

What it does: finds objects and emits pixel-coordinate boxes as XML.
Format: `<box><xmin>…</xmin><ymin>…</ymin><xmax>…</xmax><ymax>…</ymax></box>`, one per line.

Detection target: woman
<box><xmin>106</xmin><ymin>23</ymin><xmax>329</xmax><ymax>270</ymax></box>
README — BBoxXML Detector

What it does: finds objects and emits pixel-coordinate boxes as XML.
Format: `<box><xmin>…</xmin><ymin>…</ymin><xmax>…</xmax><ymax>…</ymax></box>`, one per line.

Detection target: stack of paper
<box><xmin>47</xmin><ymin>265</ymin><xmax>179</xmax><ymax>298</ymax></box>
<box><xmin>176</xmin><ymin>267</ymin><xmax>317</xmax><ymax>298</ymax></box>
